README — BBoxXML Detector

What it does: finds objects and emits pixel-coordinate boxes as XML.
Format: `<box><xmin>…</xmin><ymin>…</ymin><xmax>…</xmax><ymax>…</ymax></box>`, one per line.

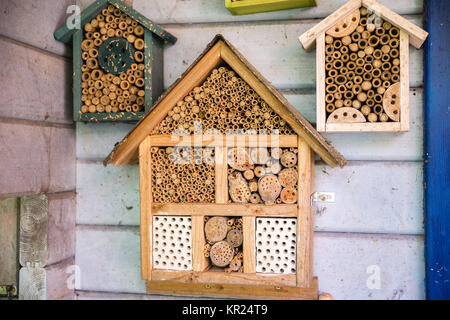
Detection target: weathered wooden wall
<box><xmin>0</xmin><ymin>0</ymin><xmax>76</xmax><ymax>300</ymax></box>
<box><xmin>5</xmin><ymin>0</ymin><xmax>424</xmax><ymax>300</ymax></box>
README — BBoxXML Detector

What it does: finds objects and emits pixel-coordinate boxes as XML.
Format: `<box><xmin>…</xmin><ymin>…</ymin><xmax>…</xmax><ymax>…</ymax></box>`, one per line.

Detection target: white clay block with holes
<box><xmin>153</xmin><ymin>216</ymin><xmax>192</xmax><ymax>271</ymax></box>
<box><xmin>256</xmin><ymin>218</ymin><xmax>297</xmax><ymax>274</ymax></box>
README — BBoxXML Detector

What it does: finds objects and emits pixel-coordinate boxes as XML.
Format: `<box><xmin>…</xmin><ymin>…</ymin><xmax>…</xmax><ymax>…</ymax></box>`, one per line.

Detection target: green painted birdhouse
<box><xmin>54</xmin><ymin>0</ymin><xmax>176</xmax><ymax>122</ymax></box>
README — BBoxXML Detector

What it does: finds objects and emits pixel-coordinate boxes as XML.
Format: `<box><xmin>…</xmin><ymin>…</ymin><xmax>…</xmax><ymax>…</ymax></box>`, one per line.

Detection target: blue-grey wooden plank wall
<box><xmin>424</xmin><ymin>0</ymin><xmax>450</xmax><ymax>301</ymax></box>
<box><xmin>0</xmin><ymin>0</ymin><xmax>77</xmax><ymax>299</ymax></box>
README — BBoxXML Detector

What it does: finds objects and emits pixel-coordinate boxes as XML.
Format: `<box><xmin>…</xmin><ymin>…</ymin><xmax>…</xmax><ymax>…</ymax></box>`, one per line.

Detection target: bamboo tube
<box><xmin>326</xmin><ymin>104</ymin><xmax>335</xmax><ymax>113</ymax></box>
<box><xmin>342</xmin><ymin>35</ymin><xmax>351</xmax><ymax>46</ymax></box>
<box><xmin>357</xmin><ymin>50</ymin><xmax>366</xmax><ymax>58</ymax></box>
<box><xmin>373</xmin><ymin>49</ymin><xmax>383</xmax><ymax>59</ymax></box>
<box><xmin>335</xmin><ymin>99</ymin><xmax>344</xmax><ymax>109</ymax></box>
<box><xmin>363</xmin><ymin>72</ymin><xmax>373</xmax><ymax>82</ymax></box>
<box><xmin>361</xmin><ymin>30</ymin><xmax>370</xmax><ymax>39</ymax></box>
<box><xmin>382</xmin><ymin>80</ymin><xmax>391</xmax><ymax>88</ymax></box>
<box><xmin>134</xmin><ymin>25</ymin><xmax>144</xmax><ymax>36</ymax></box>
<box><xmin>325</xmin><ymin>35</ymin><xmax>333</xmax><ymax>44</ymax></box>
<box><xmin>358</xmin><ymin>39</ymin><xmax>368</xmax><ymax>49</ymax></box>
<box><xmin>380</xmin><ymin>35</ymin><xmax>390</xmax><ymax>45</ymax></box>
<box><xmin>389</xmin><ymin>27</ymin><xmax>400</xmax><ymax>38</ymax></box>
<box><xmin>367</xmin><ymin>113</ymin><xmax>377</xmax><ymax>122</ymax></box>
<box><xmin>134</xmin><ymin>38</ymin><xmax>144</xmax><ymax>50</ymax></box>
<box><xmin>379</xmin><ymin>113</ymin><xmax>389</xmax><ymax>122</ymax></box>
<box><xmin>135</xmin><ymin>51</ymin><xmax>144</xmax><ymax>62</ymax></box>
<box><xmin>390</xmin><ymin>49</ymin><xmax>399</xmax><ymax>58</ymax></box>
<box><xmin>372</xmin><ymin>78</ymin><xmax>382</xmax><ymax>88</ymax></box>
<box><xmin>352</xmin><ymin>100</ymin><xmax>361</xmax><ymax>109</ymax></box>
<box><xmin>366</xmin><ymin>99</ymin><xmax>375</xmax><ymax>107</ymax></box>
<box><xmin>352</xmin><ymin>84</ymin><xmax>362</xmax><ymax>95</ymax></box>
<box><xmin>373</xmin><ymin>104</ymin><xmax>383</xmax><ymax>115</ymax></box>
<box><xmin>354</xmin><ymin>75</ymin><xmax>363</xmax><ymax>84</ymax></box>
<box><xmin>361</xmin><ymin>105</ymin><xmax>371</xmax><ymax>116</ymax></box>
<box><xmin>88</xmin><ymin>105</ymin><xmax>96</xmax><ymax>113</ymax></box>
<box><xmin>357</xmin><ymin>92</ymin><xmax>367</xmax><ymax>102</ymax></box>
<box><xmin>367</xmin><ymin>23</ymin><xmax>376</xmax><ymax>33</ymax></box>
<box><xmin>344</xmin><ymin>90</ymin><xmax>354</xmax><ymax>100</ymax></box>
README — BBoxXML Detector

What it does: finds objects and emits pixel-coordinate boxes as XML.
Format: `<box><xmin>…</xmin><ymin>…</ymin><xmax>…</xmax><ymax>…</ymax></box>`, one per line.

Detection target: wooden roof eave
<box><xmin>54</xmin><ymin>0</ymin><xmax>176</xmax><ymax>45</ymax></box>
<box><xmin>298</xmin><ymin>0</ymin><xmax>428</xmax><ymax>51</ymax></box>
<box><xmin>104</xmin><ymin>35</ymin><xmax>347</xmax><ymax>168</ymax></box>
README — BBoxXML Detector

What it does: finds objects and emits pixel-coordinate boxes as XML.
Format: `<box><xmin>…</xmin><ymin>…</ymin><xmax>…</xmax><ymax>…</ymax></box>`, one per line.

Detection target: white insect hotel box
<box><xmin>299</xmin><ymin>0</ymin><xmax>428</xmax><ymax>132</ymax></box>
<box><xmin>104</xmin><ymin>35</ymin><xmax>347</xmax><ymax>299</ymax></box>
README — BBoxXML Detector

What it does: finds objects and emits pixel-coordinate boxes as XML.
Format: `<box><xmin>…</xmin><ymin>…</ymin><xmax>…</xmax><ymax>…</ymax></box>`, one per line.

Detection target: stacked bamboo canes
<box><xmin>228</xmin><ymin>147</ymin><xmax>298</xmax><ymax>205</ymax></box>
<box><xmin>80</xmin><ymin>5</ymin><xmax>145</xmax><ymax>114</ymax></box>
<box><xmin>325</xmin><ymin>7</ymin><xmax>401</xmax><ymax>123</ymax></box>
<box><xmin>152</xmin><ymin>66</ymin><xmax>295</xmax><ymax>134</ymax></box>
<box><xmin>151</xmin><ymin>147</ymin><xmax>215</xmax><ymax>203</ymax></box>
<box><xmin>204</xmin><ymin>216</ymin><xmax>244</xmax><ymax>273</ymax></box>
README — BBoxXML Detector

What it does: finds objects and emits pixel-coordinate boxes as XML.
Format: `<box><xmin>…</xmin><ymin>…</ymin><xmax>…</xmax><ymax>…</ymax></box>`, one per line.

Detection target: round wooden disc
<box><xmin>327</xmin><ymin>107</ymin><xmax>366</xmax><ymax>123</ymax></box>
<box><xmin>280</xmin><ymin>187</ymin><xmax>298</xmax><ymax>204</ymax></box>
<box><xmin>258</xmin><ymin>175</ymin><xmax>282</xmax><ymax>205</ymax></box>
<box><xmin>205</xmin><ymin>217</ymin><xmax>228</xmax><ymax>243</ymax></box>
<box><xmin>326</xmin><ymin>9</ymin><xmax>360</xmax><ymax>38</ymax></box>
<box><xmin>383</xmin><ymin>82</ymin><xmax>400</xmax><ymax>121</ymax></box>
<box><xmin>229</xmin><ymin>256</ymin><xmax>242</xmax><ymax>271</ymax></box>
<box><xmin>210</xmin><ymin>241</ymin><xmax>234</xmax><ymax>267</ymax></box>
<box><xmin>227</xmin><ymin>148</ymin><xmax>253</xmax><ymax>171</ymax></box>
<box><xmin>226</xmin><ymin>229</ymin><xmax>243</xmax><ymax>247</ymax></box>
<box><xmin>280</xmin><ymin>151</ymin><xmax>297</xmax><ymax>168</ymax></box>
<box><xmin>250</xmin><ymin>148</ymin><xmax>270</xmax><ymax>165</ymax></box>
<box><xmin>278</xmin><ymin>168</ymin><xmax>298</xmax><ymax>188</ymax></box>
<box><xmin>228</xmin><ymin>172</ymin><xmax>251</xmax><ymax>203</ymax></box>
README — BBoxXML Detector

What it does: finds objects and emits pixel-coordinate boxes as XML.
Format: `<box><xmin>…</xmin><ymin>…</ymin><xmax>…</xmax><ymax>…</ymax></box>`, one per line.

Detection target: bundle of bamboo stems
<box><xmin>80</xmin><ymin>4</ymin><xmax>145</xmax><ymax>114</ymax></box>
<box><xmin>325</xmin><ymin>7</ymin><xmax>401</xmax><ymax>123</ymax></box>
<box><xmin>152</xmin><ymin>66</ymin><xmax>295</xmax><ymax>134</ymax></box>
<box><xmin>151</xmin><ymin>147</ymin><xmax>215</xmax><ymax>203</ymax></box>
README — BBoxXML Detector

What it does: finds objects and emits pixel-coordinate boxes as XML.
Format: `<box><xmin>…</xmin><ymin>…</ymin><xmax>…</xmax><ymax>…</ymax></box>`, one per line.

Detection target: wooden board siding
<box><xmin>73</xmin><ymin>0</ymin><xmax>426</xmax><ymax>299</ymax></box>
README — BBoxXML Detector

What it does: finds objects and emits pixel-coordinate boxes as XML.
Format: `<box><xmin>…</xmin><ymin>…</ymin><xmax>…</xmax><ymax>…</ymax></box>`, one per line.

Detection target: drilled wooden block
<box><xmin>256</xmin><ymin>218</ymin><xmax>297</xmax><ymax>274</ymax></box>
<box><xmin>153</xmin><ymin>216</ymin><xmax>192</xmax><ymax>271</ymax></box>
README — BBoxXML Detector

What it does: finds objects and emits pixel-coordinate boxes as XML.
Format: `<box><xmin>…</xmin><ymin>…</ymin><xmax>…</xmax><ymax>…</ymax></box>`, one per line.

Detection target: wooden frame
<box><xmin>225</xmin><ymin>0</ymin><xmax>316</xmax><ymax>16</ymax></box>
<box><xmin>139</xmin><ymin>135</ymin><xmax>318</xmax><ymax>299</ymax></box>
<box><xmin>54</xmin><ymin>0</ymin><xmax>176</xmax><ymax>122</ymax></box>
<box><xmin>299</xmin><ymin>0</ymin><xmax>427</xmax><ymax>133</ymax></box>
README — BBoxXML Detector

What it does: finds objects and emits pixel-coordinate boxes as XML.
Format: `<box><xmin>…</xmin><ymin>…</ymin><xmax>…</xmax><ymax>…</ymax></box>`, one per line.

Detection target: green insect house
<box><xmin>54</xmin><ymin>0</ymin><xmax>177</xmax><ymax>122</ymax></box>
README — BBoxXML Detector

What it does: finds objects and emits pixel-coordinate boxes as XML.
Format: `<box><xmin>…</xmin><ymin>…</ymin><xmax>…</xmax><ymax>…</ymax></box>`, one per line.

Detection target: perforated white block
<box><xmin>256</xmin><ymin>218</ymin><xmax>297</xmax><ymax>274</ymax></box>
<box><xmin>153</xmin><ymin>216</ymin><xmax>192</xmax><ymax>271</ymax></box>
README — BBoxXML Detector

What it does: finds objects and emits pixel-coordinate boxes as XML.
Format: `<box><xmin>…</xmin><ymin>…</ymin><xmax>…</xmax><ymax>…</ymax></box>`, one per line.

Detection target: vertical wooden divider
<box><xmin>192</xmin><ymin>216</ymin><xmax>208</xmax><ymax>272</ymax></box>
<box><xmin>400</xmin><ymin>30</ymin><xmax>410</xmax><ymax>132</ymax></box>
<box><xmin>243</xmin><ymin>217</ymin><xmax>256</xmax><ymax>273</ymax></box>
<box><xmin>316</xmin><ymin>33</ymin><xmax>326</xmax><ymax>132</ymax></box>
<box><xmin>296</xmin><ymin>137</ymin><xmax>313</xmax><ymax>287</ymax></box>
<box><xmin>139</xmin><ymin>136</ymin><xmax>152</xmax><ymax>280</ymax></box>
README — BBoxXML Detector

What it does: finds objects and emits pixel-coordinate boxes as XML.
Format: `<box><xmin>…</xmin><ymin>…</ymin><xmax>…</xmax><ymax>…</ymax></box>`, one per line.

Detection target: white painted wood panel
<box><xmin>75</xmin><ymin>226</ymin><xmax>424</xmax><ymax>299</ymax></box>
<box><xmin>75</xmin><ymin>225</ymin><xmax>145</xmax><ymax>293</ymax></box>
<box><xmin>77</xmin><ymin>162</ymin><xmax>139</xmax><ymax>226</ymax></box>
<box><xmin>315</xmin><ymin>233</ymin><xmax>425</xmax><ymax>300</ymax></box>
<box><xmin>135</xmin><ymin>0</ymin><xmax>423</xmax><ymax>24</ymax></box>
<box><xmin>162</xmin><ymin>18</ymin><xmax>423</xmax><ymax>90</ymax></box>
<box><xmin>314</xmin><ymin>161</ymin><xmax>423</xmax><ymax>235</ymax></box>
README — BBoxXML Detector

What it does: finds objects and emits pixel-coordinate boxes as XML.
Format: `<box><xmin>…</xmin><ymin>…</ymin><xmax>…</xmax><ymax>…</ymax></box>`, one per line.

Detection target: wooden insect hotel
<box><xmin>299</xmin><ymin>0</ymin><xmax>428</xmax><ymax>132</ymax></box>
<box><xmin>54</xmin><ymin>0</ymin><xmax>177</xmax><ymax>122</ymax></box>
<box><xmin>225</xmin><ymin>0</ymin><xmax>317</xmax><ymax>16</ymax></box>
<box><xmin>104</xmin><ymin>35</ymin><xmax>346</xmax><ymax>299</ymax></box>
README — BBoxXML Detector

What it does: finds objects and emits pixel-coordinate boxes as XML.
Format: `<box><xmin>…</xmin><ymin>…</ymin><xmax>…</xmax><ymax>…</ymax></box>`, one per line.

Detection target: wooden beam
<box><xmin>243</xmin><ymin>217</ymin><xmax>256</xmax><ymax>273</ymax></box>
<box><xmin>296</xmin><ymin>138</ymin><xmax>313</xmax><ymax>287</ymax></box>
<box><xmin>316</xmin><ymin>33</ymin><xmax>326</xmax><ymax>132</ymax></box>
<box><xmin>152</xmin><ymin>203</ymin><xmax>298</xmax><ymax>217</ymax></box>
<box><xmin>139</xmin><ymin>136</ymin><xmax>152</xmax><ymax>280</ymax></box>
<box><xmin>111</xmin><ymin>42</ymin><xmax>222</xmax><ymax>166</ymax></box>
<box><xmin>148</xmin><ymin>134</ymin><xmax>298</xmax><ymax>147</ymax></box>
<box><xmin>298</xmin><ymin>0</ymin><xmax>362</xmax><ymax>51</ymax></box>
<box><xmin>219</xmin><ymin>41</ymin><xmax>340</xmax><ymax>168</ymax></box>
<box><xmin>325</xmin><ymin>122</ymin><xmax>401</xmax><ymax>132</ymax></box>
<box><xmin>362</xmin><ymin>0</ymin><xmax>428</xmax><ymax>48</ymax></box>
<box><xmin>146</xmin><ymin>277</ymin><xmax>319</xmax><ymax>300</ymax></box>
<box><xmin>399</xmin><ymin>30</ymin><xmax>410</xmax><ymax>132</ymax></box>
<box><xmin>151</xmin><ymin>270</ymin><xmax>296</xmax><ymax>287</ymax></box>
<box><xmin>192</xmin><ymin>216</ymin><xmax>209</xmax><ymax>272</ymax></box>
<box><xmin>215</xmin><ymin>146</ymin><xmax>228</xmax><ymax>204</ymax></box>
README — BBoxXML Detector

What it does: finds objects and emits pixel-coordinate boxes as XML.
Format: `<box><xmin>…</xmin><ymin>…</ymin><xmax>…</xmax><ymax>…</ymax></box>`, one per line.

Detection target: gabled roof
<box><xmin>54</xmin><ymin>0</ymin><xmax>176</xmax><ymax>44</ymax></box>
<box><xmin>299</xmin><ymin>0</ymin><xmax>428</xmax><ymax>51</ymax></box>
<box><xmin>104</xmin><ymin>35</ymin><xmax>347</xmax><ymax>168</ymax></box>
